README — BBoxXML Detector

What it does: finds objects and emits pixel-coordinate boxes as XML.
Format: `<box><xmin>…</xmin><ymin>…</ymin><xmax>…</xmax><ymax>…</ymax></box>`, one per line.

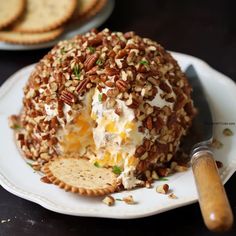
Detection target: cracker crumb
<box><xmin>168</xmin><ymin>193</ymin><xmax>177</xmax><ymax>199</ymax></box>
<box><xmin>123</xmin><ymin>195</ymin><xmax>135</xmax><ymax>204</ymax></box>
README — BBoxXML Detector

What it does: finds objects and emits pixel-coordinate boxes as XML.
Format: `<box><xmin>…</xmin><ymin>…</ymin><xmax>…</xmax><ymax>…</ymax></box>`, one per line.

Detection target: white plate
<box><xmin>0</xmin><ymin>52</ymin><xmax>236</xmax><ymax>219</ymax></box>
<box><xmin>0</xmin><ymin>0</ymin><xmax>114</xmax><ymax>51</ymax></box>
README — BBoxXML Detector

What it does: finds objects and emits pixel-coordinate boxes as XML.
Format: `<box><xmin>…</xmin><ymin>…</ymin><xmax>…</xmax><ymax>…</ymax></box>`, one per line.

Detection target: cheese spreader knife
<box><xmin>184</xmin><ymin>65</ymin><xmax>233</xmax><ymax>231</ymax></box>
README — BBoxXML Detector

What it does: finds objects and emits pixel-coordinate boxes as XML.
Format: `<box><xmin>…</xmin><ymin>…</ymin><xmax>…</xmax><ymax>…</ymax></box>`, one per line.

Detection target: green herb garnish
<box><xmin>96</xmin><ymin>59</ymin><xmax>103</xmax><ymax>66</ymax></box>
<box><xmin>158</xmin><ymin>177</ymin><xmax>168</xmax><ymax>181</ymax></box>
<box><xmin>98</xmin><ymin>93</ymin><xmax>102</xmax><ymax>102</ymax></box>
<box><xmin>112</xmin><ymin>166</ymin><xmax>122</xmax><ymax>175</ymax></box>
<box><xmin>73</xmin><ymin>65</ymin><xmax>81</xmax><ymax>80</ymax></box>
<box><xmin>88</xmin><ymin>46</ymin><xmax>95</xmax><ymax>53</ymax></box>
<box><xmin>139</xmin><ymin>60</ymin><xmax>149</xmax><ymax>65</ymax></box>
<box><xmin>12</xmin><ymin>124</ymin><xmax>21</xmax><ymax>130</ymax></box>
<box><xmin>94</xmin><ymin>162</ymin><xmax>100</xmax><ymax>168</ymax></box>
<box><xmin>60</xmin><ymin>47</ymin><xmax>66</xmax><ymax>55</ymax></box>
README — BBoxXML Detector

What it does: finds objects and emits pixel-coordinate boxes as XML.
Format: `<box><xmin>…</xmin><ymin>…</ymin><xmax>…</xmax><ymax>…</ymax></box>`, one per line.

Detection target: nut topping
<box><xmin>115</xmin><ymin>79</ymin><xmax>129</xmax><ymax>92</ymax></box>
<box><xmin>76</xmin><ymin>78</ymin><xmax>90</xmax><ymax>94</ymax></box>
<box><xmin>156</xmin><ymin>184</ymin><xmax>169</xmax><ymax>194</ymax></box>
<box><xmin>84</xmin><ymin>53</ymin><xmax>99</xmax><ymax>71</ymax></box>
<box><xmin>60</xmin><ymin>90</ymin><xmax>76</xmax><ymax>106</ymax></box>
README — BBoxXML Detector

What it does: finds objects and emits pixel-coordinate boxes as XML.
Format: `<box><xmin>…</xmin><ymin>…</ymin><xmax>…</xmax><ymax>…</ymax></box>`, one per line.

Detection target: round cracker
<box><xmin>12</xmin><ymin>0</ymin><xmax>77</xmax><ymax>33</ymax></box>
<box><xmin>77</xmin><ymin>0</ymin><xmax>98</xmax><ymax>17</ymax></box>
<box><xmin>0</xmin><ymin>0</ymin><xmax>25</xmax><ymax>30</ymax></box>
<box><xmin>44</xmin><ymin>156</ymin><xmax>118</xmax><ymax>196</ymax></box>
<box><xmin>81</xmin><ymin>0</ymin><xmax>108</xmax><ymax>20</ymax></box>
<box><xmin>0</xmin><ymin>28</ymin><xmax>63</xmax><ymax>45</ymax></box>
<box><xmin>69</xmin><ymin>0</ymin><xmax>107</xmax><ymax>24</ymax></box>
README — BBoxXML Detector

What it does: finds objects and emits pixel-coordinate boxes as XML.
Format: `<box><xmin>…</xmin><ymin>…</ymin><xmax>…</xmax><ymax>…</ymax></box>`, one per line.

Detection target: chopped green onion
<box><xmin>73</xmin><ymin>65</ymin><xmax>81</xmax><ymax>80</ymax></box>
<box><xmin>158</xmin><ymin>177</ymin><xmax>168</xmax><ymax>181</ymax></box>
<box><xmin>112</xmin><ymin>166</ymin><xmax>122</xmax><ymax>175</ymax></box>
<box><xmin>94</xmin><ymin>162</ymin><xmax>100</xmax><ymax>168</ymax></box>
<box><xmin>139</xmin><ymin>60</ymin><xmax>149</xmax><ymax>65</ymax></box>
<box><xmin>98</xmin><ymin>93</ymin><xmax>102</xmax><ymax>102</ymax></box>
<box><xmin>88</xmin><ymin>46</ymin><xmax>95</xmax><ymax>53</ymax></box>
<box><xmin>96</xmin><ymin>59</ymin><xmax>103</xmax><ymax>66</ymax></box>
<box><xmin>12</xmin><ymin>124</ymin><xmax>21</xmax><ymax>130</ymax></box>
<box><xmin>60</xmin><ymin>47</ymin><xmax>66</xmax><ymax>55</ymax></box>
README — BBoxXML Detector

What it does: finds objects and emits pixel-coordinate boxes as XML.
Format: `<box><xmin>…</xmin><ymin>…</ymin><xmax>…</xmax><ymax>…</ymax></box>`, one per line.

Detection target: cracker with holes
<box><xmin>43</xmin><ymin>155</ymin><xmax>118</xmax><ymax>196</ymax></box>
<box><xmin>0</xmin><ymin>0</ymin><xmax>25</xmax><ymax>29</ymax></box>
<box><xmin>12</xmin><ymin>0</ymin><xmax>77</xmax><ymax>33</ymax></box>
<box><xmin>0</xmin><ymin>28</ymin><xmax>63</xmax><ymax>45</ymax></box>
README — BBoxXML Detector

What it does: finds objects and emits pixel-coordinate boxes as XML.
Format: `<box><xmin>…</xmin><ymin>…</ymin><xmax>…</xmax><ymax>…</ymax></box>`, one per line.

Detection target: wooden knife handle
<box><xmin>192</xmin><ymin>150</ymin><xmax>234</xmax><ymax>231</ymax></box>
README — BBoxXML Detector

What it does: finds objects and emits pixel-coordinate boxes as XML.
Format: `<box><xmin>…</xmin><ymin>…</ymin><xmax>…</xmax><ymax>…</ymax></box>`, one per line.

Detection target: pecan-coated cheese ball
<box><xmin>13</xmin><ymin>29</ymin><xmax>195</xmax><ymax>189</ymax></box>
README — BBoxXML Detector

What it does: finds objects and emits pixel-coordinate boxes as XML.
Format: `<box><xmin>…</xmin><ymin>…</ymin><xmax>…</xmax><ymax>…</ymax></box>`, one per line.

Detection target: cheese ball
<box><xmin>15</xmin><ymin>29</ymin><xmax>195</xmax><ymax>189</ymax></box>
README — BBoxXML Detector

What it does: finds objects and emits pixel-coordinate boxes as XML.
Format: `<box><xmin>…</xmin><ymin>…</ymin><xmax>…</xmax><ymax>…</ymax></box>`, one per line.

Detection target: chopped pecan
<box><xmin>159</xmin><ymin>81</ymin><xmax>172</xmax><ymax>93</ymax></box>
<box><xmin>104</xmin><ymin>67</ymin><xmax>119</xmax><ymax>76</ymax></box>
<box><xmin>60</xmin><ymin>90</ymin><xmax>76</xmax><ymax>106</ymax></box>
<box><xmin>146</xmin><ymin>116</ymin><xmax>153</xmax><ymax>130</ymax></box>
<box><xmin>125</xmin><ymin>95</ymin><xmax>140</xmax><ymax>109</ymax></box>
<box><xmin>124</xmin><ymin>31</ymin><xmax>135</xmax><ymax>39</ymax></box>
<box><xmin>88</xmin><ymin>36</ymin><xmax>103</xmax><ymax>46</ymax></box>
<box><xmin>115</xmin><ymin>49</ymin><xmax>128</xmax><ymax>59</ymax></box>
<box><xmin>84</xmin><ymin>53</ymin><xmax>99</xmax><ymax>71</ymax></box>
<box><xmin>115</xmin><ymin>79</ymin><xmax>129</xmax><ymax>92</ymax></box>
<box><xmin>156</xmin><ymin>184</ymin><xmax>169</xmax><ymax>194</ymax></box>
<box><xmin>105</xmin><ymin>81</ymin><xmax>114</xmax><ymax>87</ymax></box>
<box><xmin>135</xmin><ymin>145</ymin><xmax>146</xmax><ymax>157</ymax></box>
<box><xmin>40</xmin><ymin>176</ymin><xmax>52</xmax><ymax>184</ymax></box>
<box><xmin>76</xmin><ymin>78</ymin><xmax>90</xmax><ymax>94</ymax></box>
<box><xmin>86</xmin><ymin>66</ymin><xmax>98</xmax><ymax>75</ymax></box>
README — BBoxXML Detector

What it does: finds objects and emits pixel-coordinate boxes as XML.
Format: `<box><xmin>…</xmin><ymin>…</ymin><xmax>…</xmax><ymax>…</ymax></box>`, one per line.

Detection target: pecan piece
<box><xmin>125</xmin><ymin>95</ymin><xmax>140</xmax><ymax>109</ymax></box>
<box><xmin>88</xmin><ymin>36</ymin><xmax>102</xmax><ymax>46</ymax></box>
<box><xmin>60</xmin><ymin>90</ymin><xmax>76</xmax><ymax>106</ymax></box>
<box><xmin>104</xmin><ymin>67</ymin><xmax>119</xmax><ymax>76</ymax></box>
<box><xmin>159</xmin><ymin>81</ymin><xmax>172</xmax><ymax>93</ymax></box>
<box><xmin>135</xmin><ymin>145</ymin><xmax>146</xmax><ymax>157</ymax></box>
<box><xmin>84</xmin><ymin>53</ymin><xmax>99</xmax><ymax>71</ymax></box>
<box><xmin>146</xmin><ymin>116</ymin><xmax>153</xmax><ymax>130</ymax></box>
<box><xmin>156</xmin><ymin>184</ymin><xmax>169</xmax><ymax>194</ymax></box>
<box><xmin>115</xmin><ymin>49</ymin><xmax>128</xmax><ymax>59</ymax></box>
<box><xmin>76</xmin><ymin>78</ymin><xmax>90</xmax><ymax>94</ymax></box>
<box><xmin>40</xmin><ymin>176</ymin><xmax>52</xmax><ymax>184</ymax></box>
<box><xmin>115</xmin><ymin>79</ymin><xmax>129</xmax><ymax>92</ymax></box>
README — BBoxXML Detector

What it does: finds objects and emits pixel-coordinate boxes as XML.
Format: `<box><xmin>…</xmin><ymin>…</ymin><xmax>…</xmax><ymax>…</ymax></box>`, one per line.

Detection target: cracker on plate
<box><xmin>0</xmin><ymin>28</ymin><xmax>63</xmax><ymax>45</ymax></box>
<box><xmin>0</xmin><ymin>0</ymin><xmax>26</xmax><ymax>30</ymax></box>
<box><xmin>12</xmin><ymin>0</ymin><xmax>77</xmax><ymax>33</ymax></box>
<box><xmin>43</xmin><ymin>155</ymin><xmax>118</xmax><ymax>196</ymax></box>
<box><xmin>70</xmin><ymin>0</ymin><xmax>107</xmax><ymax>23</ymax></box>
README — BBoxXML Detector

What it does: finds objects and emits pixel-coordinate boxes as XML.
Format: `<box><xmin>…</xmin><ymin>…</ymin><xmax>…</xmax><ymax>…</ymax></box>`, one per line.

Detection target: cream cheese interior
<box><xmin>58</xmin><ymin>87</ymin><xmax>145</xmax><ymax>189</ymax></box>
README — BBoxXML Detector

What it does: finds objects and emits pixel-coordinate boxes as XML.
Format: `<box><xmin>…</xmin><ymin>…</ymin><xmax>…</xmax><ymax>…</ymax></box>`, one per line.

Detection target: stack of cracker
<box><xmin>0</xmin><ymin>0</ymin><xmax>107</xmax><ymax>45</ymax></box>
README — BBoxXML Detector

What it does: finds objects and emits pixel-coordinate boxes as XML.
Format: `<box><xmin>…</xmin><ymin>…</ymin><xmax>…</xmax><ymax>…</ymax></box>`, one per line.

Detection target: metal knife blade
<box><xmin>183</xmin><ymin>65</ymin><xmax>213</xmax><ymax>155</ymax></box>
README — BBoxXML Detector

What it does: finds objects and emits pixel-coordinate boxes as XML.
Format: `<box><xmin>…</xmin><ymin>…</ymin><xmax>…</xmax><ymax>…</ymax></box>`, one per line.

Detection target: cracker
<box><xmin>12</xmin><ymin>0</ymin><xmax>77</xmax><ymax>33</ymax></box>
<box><xmin>43</xmin><ymin>156</ymin><xmax>118</xmax><ymax>196</ymax></box>
<box><xmin>69</xmin><ymin>0</ymin><xmax>107</xmax><ymax>24</ymax></box>
<box><xmin>0</xmin><ymin>28</ymin><xmax>63</xmax><ymax>45</ymax></box>
<box><xmin>76</xmin><ymin>0</ymin><xmax>99</xmax><ymax>17</ymax></box>
<box><xmin>0</xmin><ymin>0</ymin><xmax>25</xmax><ymax>30</ymax></box>
<box><xmin>81</xmin><ymin>0</ymin><xmax>108</xmax><ymax>20</ymax></box>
